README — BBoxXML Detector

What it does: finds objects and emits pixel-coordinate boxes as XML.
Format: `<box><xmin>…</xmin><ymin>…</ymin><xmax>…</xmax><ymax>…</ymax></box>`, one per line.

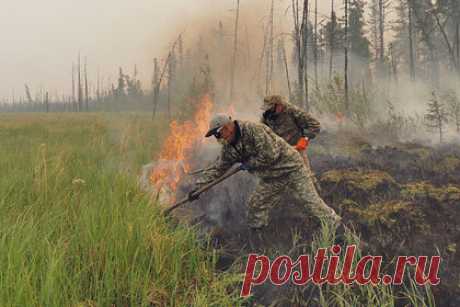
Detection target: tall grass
<box><xmin>0</xmin><ymin>113</ymin><xmax>243</xmax><ymax>307</ymax></box>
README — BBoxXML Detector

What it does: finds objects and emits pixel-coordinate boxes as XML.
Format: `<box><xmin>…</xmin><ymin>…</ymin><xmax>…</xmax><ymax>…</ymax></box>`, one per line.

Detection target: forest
<box><xmin>1</xmin><ymin>0</ymin><xmax>460</xmax><ymax>306</ymax></box>
<box><xmin>1</xmin><ymin>0</ymin><xmax>459</xmax><ymax>145</ymax></box>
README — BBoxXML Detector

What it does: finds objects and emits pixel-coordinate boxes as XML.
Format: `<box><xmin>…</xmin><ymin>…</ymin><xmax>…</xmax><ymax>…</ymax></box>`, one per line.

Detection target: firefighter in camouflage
<box><xmin>191</xmin><ymin>114</ymin><xmax>341</xmax><ymax>237</ymax></box>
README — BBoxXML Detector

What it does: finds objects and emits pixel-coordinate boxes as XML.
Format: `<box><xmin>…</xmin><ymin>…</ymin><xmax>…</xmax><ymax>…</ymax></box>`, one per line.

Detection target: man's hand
<box><xmin>188</xmin><ymin>188</ymin><xmax>200</xmax><ymax>201</ymax></box>
<box><xmin>295</xmin><ymin>137</ymin><xmax>309</xmax><ymax>151</ymax></box>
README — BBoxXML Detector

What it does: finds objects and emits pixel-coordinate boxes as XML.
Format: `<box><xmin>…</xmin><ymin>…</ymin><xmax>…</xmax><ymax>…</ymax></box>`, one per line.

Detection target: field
<box><xmin>0</xmin><ymin>113</ymin><xmax>243</xmax><ymax>307</ymax></box>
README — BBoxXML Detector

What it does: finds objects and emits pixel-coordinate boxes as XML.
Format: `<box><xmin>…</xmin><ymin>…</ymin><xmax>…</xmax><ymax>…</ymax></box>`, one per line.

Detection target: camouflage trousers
<box><xmin>299</xmin><ymin>150</ymin><xmax>322</xmax><ymax>192</ymax></box>
<box><xmin>247</xmin><ymin>159</ymin><xmax>341</xmax><ymax>229</ymax></box>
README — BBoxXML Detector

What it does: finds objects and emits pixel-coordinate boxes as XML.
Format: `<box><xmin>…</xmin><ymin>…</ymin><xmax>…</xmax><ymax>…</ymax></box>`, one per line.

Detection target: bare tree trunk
<box><xmin>302</xmin><ymin>0</ymin><xmax>309</xmax><ymax>111</ymax></box>
<box><xmin>314</xmin><ymin>0</ymin><xmax>319</xmax><ymax>89</ymax></box>
<box><xmin>433</xmin><ymin>11</ymin><xmax>458</xmax><ymax>73</ymax></box>
<box><xmin>151</xmin><ymin>34</ymin><xmax>182</xmax><ymax>120</ymax></box>
<box><xmin>84</xmin><ymin>57</ymin><xmax>89</xmax><ymax>112</ymax></box>
<box><xmin>45</xmin><ymin>91</ymin><xmax>49</xmax><ymax>113</ymax></box>
<box><xmin>408</xmin><ymin>3</ymin><xmax>416</xmax><ymax>81</ymax></box>
<box><xmin>178</xmin><ymin>34</ymin><xmax>184</xmax><ymax>72</ymax></box>
<box><xmin>229</xmin><ymin>0</ymin><xmax>240</xmax><ymax>100</ymax></box>
<box><xmin>344</xmin><ymin>0</ymin><xmax>349</xmax><ymax>115</ymax></box>
<box><xmin>280</xmin><ymin>39</ymin><xmax>292</xmax><ymax>99</ymax></box>
<box><xmin>265</xmin><ymin>0</ymin><xmax>275</xmax><ymax>95</ymax></box>
<box><xmin>167</xmin><ymin>51</ymin><xmax>176</xmax><ymax>120</ymax></box>
<box><xmin>378</xmin><ymin>0</ymin><xmax>385</xmax><ymax>77</ymax></box>
<box><xmin>167</xmin><ymin>63</ymin><xmax>172</xmax><ymax>120</ymax></box>
<box><xmin>292</xmin><ymin>0</ymin><xmax>304</xmax><ymax>107</ymax></box>
<box><xmin>72</xmin><ymin>63</ymin><xmax>76</xmax><ymax>111</ymax></box>
<box><xmin>329</xmin><ymin>0</ymin><xmax>335</xmax><ymax>79</ymax></box>
<box><xmin>152</xmin><ymin>58</ymin><xmax>160</xmax><ymax>118</ymax></box>
<box><xmin>77</xmin><ymin>53</ymin><xmax>82</xmax><ymax>112</ymax></box>
<box><xmin>456</xmin><ymin>22</ymin><xmax>460</xmax><ymax>69</ymax></box>
<box><xmin>390</xmin><ymin>43</ymin><xmax>398</xmax><ymax>82</ymax></box>
<box><xmin>411</xmin><ymin>1</ymin><xmax>439</xmax><ymax>87</ymax></box>
<box><xmin>96</xmin><ymin>69</ymin><xmax>101</xmax><ymax>102</ymax></box>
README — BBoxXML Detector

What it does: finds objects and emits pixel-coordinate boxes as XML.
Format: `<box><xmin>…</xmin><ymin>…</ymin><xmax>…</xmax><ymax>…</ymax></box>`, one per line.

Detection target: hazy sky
<box><xmin>1</xmin><ymin>0</ymin><xmax>333</xmax><ymax>101</ymax></box>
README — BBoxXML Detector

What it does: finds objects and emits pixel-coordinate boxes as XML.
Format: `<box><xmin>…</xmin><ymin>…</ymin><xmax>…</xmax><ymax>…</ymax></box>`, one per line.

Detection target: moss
<box><xmin>402</xmin><ymin>182</ymin><xmax>460</xmax><ymax>203</ymax></box>
<box><xmin>321</xmin><ymin>169</ymin><xmax>399</xmax><ymax>194</ymax></box>
<box><xmin>447</xmin><ymin>243</ymin><xmax>457</xmax><ymax>254</ymax></box>
<box><xmin>437</xmin><ymin>156</ymin><xmax>460</xmax><ymax>171</ymax></box>
<box><xmin>320</xmin><ymin>170</ymin><xmax>401</xmax><ymax>209</ymax></box>
<box><xmin>347</xmin><ymin>201</ymin><xmax>414</xmax><ymax>227</ymax></box>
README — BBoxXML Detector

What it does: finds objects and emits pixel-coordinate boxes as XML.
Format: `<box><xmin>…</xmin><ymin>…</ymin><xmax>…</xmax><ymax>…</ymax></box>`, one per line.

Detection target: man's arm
<box><xmin>195</xmin><ymin>148</ymin><xmax>236</xmax><ymax>187</ymax></box>
<box><xmin>288</xmin><ymin>105</ymin><xmax>321</xmax><ymax>139</ymax></box>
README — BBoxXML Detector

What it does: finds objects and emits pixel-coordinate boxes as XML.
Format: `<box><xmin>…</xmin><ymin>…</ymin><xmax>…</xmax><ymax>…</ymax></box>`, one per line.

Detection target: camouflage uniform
<box><xmin>261</xmin><ymin>95</ymin><xmax>320</xmax><ymax>145</ymax></box>
<box><xmin>261</xmin><ymin>95</ymin><xmax>321</xmax><ymax>189</ymax></box>
<box><xmin>197</xmin><ymin>120</ymin><xmax>340</xmax><ymax>229</ymax></box>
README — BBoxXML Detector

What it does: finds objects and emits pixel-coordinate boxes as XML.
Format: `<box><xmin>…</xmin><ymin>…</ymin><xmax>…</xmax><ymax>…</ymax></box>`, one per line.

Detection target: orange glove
<box><xmin>295</xmin><ymin>137</ymin><xmax>309</xmax><ymax>151</ymax></box>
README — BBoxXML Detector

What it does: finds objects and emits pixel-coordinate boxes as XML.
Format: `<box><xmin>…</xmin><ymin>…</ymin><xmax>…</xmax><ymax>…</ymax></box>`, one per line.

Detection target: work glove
<box><xmin>295</xmin><ymin>137</ymin><xmax>309</xmax><ymax>151</ymax></box>
<box><xmin>188</xmin><ymin>188</ymin><xmax>200</xmax><ymax>201</ymax></box>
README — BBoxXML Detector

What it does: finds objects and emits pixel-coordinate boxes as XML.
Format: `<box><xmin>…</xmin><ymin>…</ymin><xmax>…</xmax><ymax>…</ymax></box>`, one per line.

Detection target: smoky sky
<box><xmin>0</xmin><ymin>0</ymin><xmax>333</xmax><ymax>101</ymax></box>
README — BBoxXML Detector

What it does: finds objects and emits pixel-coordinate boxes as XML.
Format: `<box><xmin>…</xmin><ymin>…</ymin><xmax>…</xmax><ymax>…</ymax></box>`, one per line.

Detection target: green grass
<box><xmin>0</xmin><ymin>113</ymin><xmax>243</xmax><ymax>307</ymax></box>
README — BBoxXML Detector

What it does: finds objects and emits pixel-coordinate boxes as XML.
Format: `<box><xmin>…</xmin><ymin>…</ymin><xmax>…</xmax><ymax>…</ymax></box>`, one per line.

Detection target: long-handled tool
<box><xmin>163</xmin><ymin>165</ymin><xmax>243</xmax><ymax>216</ymax></box>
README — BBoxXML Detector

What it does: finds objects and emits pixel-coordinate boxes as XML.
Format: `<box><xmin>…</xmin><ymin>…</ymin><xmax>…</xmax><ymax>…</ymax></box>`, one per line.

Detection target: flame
<box><xmin>149</xmin><ymin>95</ymin><xmax>213</xmax><ymax>200</ymax></box>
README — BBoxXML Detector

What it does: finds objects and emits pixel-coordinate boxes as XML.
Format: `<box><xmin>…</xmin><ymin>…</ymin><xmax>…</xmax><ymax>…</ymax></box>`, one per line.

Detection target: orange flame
<box><xmin>149</xmin><ymin>95</ymin><xmax>213</xmax><ymax>199</ymax></box>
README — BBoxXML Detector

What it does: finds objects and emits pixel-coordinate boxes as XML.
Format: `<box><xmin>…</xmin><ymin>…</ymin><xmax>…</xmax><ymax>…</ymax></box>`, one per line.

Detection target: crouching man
<box><xmin>190</xmin><ymin>114</ymin><xmax>341</xmax><ymax>247</ymax></box>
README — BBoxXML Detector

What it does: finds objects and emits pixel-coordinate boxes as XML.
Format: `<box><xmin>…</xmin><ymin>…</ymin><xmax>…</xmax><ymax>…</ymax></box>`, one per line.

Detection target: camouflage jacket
<box><xmin>261</xmin><ymin>101</ymin><xmax>320</xmax><ymax>146</ymax></box>
<box><xmin>197</xmin><ymin>120</ymin><xmax>304</xmax><ymax>186</ymax></box>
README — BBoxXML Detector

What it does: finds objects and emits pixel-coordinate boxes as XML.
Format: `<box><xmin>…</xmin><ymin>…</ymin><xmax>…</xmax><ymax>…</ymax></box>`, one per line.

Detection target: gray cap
<box><xmin>205</xmin><ymin>114</ymin><xmax>232</xmax><ymax>137</ymax></box>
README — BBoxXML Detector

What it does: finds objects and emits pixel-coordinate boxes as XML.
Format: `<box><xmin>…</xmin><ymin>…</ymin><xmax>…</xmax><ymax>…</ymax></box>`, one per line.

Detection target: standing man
<box><xmin>191</xmin><ymin>114</ymin><xmax>341</xmax><ymax>246</ymax></box>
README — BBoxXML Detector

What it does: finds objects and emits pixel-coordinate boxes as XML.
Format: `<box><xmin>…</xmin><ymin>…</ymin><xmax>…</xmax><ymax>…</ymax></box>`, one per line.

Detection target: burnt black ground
<box><xmin>162</xmin><ymin>131</ymin><xmax>460</xmax><ymax>306</ymax></box>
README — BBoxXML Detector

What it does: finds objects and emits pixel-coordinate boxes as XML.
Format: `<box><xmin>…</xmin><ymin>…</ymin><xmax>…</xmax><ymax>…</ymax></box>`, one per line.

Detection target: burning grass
<box><xmin>0</xmin><ymin>113</ymin><xmax>244</xmax><ymax>306</ymax></box>
<box><xmin>149</xmin><ymin>95</ymin><xmax>213</xmax><ymax>202</ymax></box>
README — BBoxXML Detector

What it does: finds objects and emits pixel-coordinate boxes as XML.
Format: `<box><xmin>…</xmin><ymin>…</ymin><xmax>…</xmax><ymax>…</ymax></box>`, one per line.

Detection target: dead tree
<box><xmin>301</xmin><ymin>0</ymin><xmax>309</xmax><ymax>111</ymax></box>
<box><xmin>329</xmin><ymin>0</ymin><xmax>336</xmax><ymax>79</ymax></box>
<box><xmin>96</xmin><ymin>69</ymin><xmax>101</xmax><ymax>102</ymax></box>
<box><xmin>344</xmin><ymin>0</ymin><xmax>349</xmax><ymax>115</ymax></box>
<box><xmin>410</xmin><ymin>0</ymin><xmax>440</xmax><ymax>87</ymax></box>
<box><xmin>279</xmin><ymin>38</ymin><xmax>292</xmax><ymax>99</ymax></box>
<box><xmin>45</xmin><ymin>91</ymin><xmax>49</xmax><ymax>113</ymax></box>
<box><xmin>24</xmin><ymin>84</ymin><xmax>33</xmax><ymax>104</ymax></box>
<box><xmin>229</xmin><ymin>0</ymin><xmax>240</xmax><ymax>100</ymax></box>
<box><xmin>178</xmin><ymin>34</ymin><xmax>184</xmax><ymax>72</ymax></box>
<box><xmin>292</xmin><ymin>0</ymin><xmax>310</xmax><ymax>110</ymax></box>
<box><xmin>408</xmin><ymin>2</ymin><xmax>416</xmax><ymax>81</ymax></box>
<box><xmin>292</xmin><ymin>0</ymin><xmax>304</xmax><ymax>107</ymax></box>
<box><xmin>84</xmin><ymin>57</ymin><xmax>89</xmax><ymax>111</ymax></box>
<box><xmin>72</xmin><ymin>63</ymin><xmax>76</xmax><ymax>111</ymax></box>
<box><xmin>431</xmin><ymin>7</ymin><xmax>459</xmax><ymax>74</ymax></box>
<box><xmin>167</xmin><ymin>50</ymin><xmax>176</xmax><ymax>120</ymax></box>
<box><xmin>378</xmin><ymin>0</ymin><xmax>385</xmax><ymax>75</ymax></box>
<box><xmin>77</xmin><ymin>54</ymin><xmax>82</xmax><ymax>112</ymax></box>
<box><xmin>152</xmin><ymin>58</ymin><xmax>160</xmax><ymax>118</ymax></box>
<box><xmin>389</xmin><ymin>43</ymin><xmax>398</xmax><ymax>82</ymax></box>
<box><xmin>265</xmin><ymin>0</ymin><xmax>275</xmax><ymax>95</ymax></box>
<box><xmin>314</xmin><ymin>0</ymin><xmax>319</xmax><ymax>89</ymax></box>
<box><xmin>152</xmin><ymin>34</ymin><xmax>182</xmax><ymax>119</ymax></box>
<box><xmin>457</xmin><ymin>21</ymin><xmax>460</xmax><ymax>69</ymax></box>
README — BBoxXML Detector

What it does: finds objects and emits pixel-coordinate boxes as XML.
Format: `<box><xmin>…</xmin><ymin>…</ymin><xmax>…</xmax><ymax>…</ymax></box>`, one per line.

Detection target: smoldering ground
<box><xmin>139</xmin><ymin>122</ymin><xmax>460</xmax><ymax>305</ymax></box>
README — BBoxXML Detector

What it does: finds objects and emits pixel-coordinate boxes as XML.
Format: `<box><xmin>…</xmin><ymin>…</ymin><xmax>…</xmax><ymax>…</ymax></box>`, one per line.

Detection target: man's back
<box><xmin>221</xmin><ymin>120</ymin><xmax>304</xmax><ymax>180</ymax></box>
